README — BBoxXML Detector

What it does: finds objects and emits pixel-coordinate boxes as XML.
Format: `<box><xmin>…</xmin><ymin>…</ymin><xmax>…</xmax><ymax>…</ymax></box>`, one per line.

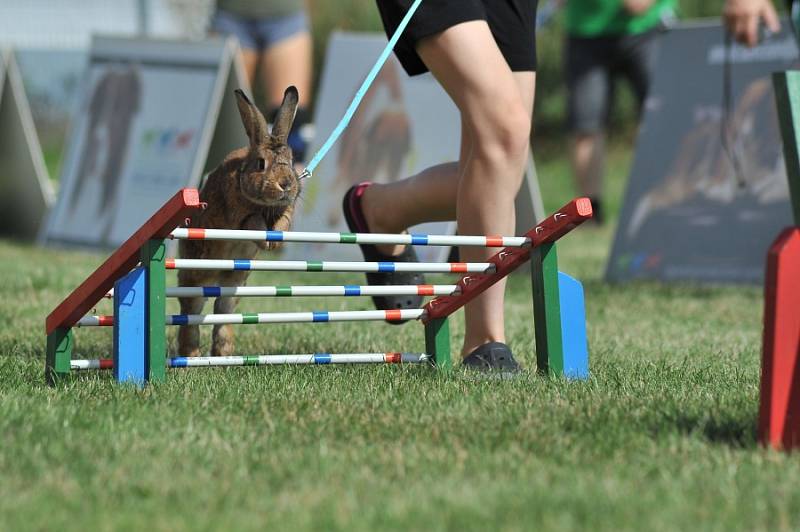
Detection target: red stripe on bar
<box><xmin>417</xmin><ymin>285</ymin><xmax>435</xmax><ymax>296</ymax></box>
<box><xmin>187</xmin><ymin>228</ymin><xmax>206</xmax><ymax>239</ymax></box>
<box><xmin>98</xmin><ymin>316</ymin><xmax>114</xmax><ymax>326</ymax></box>
<box><xmin>385</xmin><ymin>310</ymin><xmax>403</xmax><ymax>321</ymax></box>
<box><xmin>385</xmin><ymin>352</ymin><xmax>401</xmax><ymax>364</ymax></box>
<box><xmin>486</xmin><ymin>236</ymin><xmax>504</xmax><ymax>247</ymax></box>
<box><xmin>99</xmin><ymin>359</ymin><xmax>114</xmax><ymax>369</ymax></box>
<box><xmin>450</xmin><ymin>263</ymin><xmax>468</xmax><ymax>273</ymax></box>
<box><xmin>165</xmin><ymin>259</ymin><xmax>176</xmax><ymax>269</ymax></box>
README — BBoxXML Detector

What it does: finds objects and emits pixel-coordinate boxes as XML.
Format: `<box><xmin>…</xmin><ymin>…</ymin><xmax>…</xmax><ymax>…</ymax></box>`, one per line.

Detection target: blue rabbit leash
<box><xmin>300</xmin><ymin>0</ymin><xmax>423</xmax><ymax>180</ymax></box>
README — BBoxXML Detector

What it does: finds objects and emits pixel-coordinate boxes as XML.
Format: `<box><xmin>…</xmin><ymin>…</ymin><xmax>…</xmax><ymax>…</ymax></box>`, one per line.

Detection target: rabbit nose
<box><xmin>277</xmin><ymin>176</ymin><xmax>294</xmax><ymax>192</ymax></box>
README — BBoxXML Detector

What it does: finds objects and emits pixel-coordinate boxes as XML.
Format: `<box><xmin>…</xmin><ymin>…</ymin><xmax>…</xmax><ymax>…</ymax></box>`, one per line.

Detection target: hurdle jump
<box><xmin>759</xmin><ymin>71</ymin><xmax>800</xmax><ymax>450</ymax></box>
<box><xmin>45</xmin><ymin>188</ymin><xmax>592</xmax><ymax>385</ymax></box>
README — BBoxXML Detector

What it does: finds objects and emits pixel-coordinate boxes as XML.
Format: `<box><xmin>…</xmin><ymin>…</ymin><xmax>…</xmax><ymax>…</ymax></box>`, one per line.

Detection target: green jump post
<box><xmin>774</xmin><ymin>71</ymin><xmax>800</xmax><ymax>226</ymax></box>
<box><xmin>425</xmin><ymin>317</ymin><xmax>451</xmax><ymax>370</ymax></box>
<box><xmin>45</xmin><ymin>327</ymin><xmax>73</xmax><ymax>384</ymax></box>
<box><xmin>531</xmin><ymin>242</ymin><xmax>564</xmax><ymax>376</ymax></box>
<box><xmin>141</xmin><ymin>239</ymin><xmax>167</xmax><ymax>383</ymax></box>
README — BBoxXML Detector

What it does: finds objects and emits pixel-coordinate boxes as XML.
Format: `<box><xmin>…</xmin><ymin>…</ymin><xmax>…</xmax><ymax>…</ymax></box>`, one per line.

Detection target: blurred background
<box><xmin>0</xmin><ymin>0</ymin><xmax>735</xmax><ymax>178</ymax></box>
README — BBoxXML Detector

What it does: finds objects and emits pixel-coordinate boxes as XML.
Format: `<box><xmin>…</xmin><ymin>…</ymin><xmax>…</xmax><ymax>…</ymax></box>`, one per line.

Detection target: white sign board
<box><xmin>289</xmin><ymin>32</ymin><xmax>543</xmax><ymax>262</ymax></box>
<box><xmin>0</xmin><ymin>49</ymin><xmax>54</xmax><ymax>240</ymax></box>
<box><xmin>42</xmin><ymin>35</ymin><xmax>248</xmax><ymax>249</ymax></box>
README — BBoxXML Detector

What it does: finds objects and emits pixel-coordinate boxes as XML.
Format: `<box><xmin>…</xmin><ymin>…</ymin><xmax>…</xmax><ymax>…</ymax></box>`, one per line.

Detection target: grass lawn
<box><xmin>1</xmin><ymin>144</ymin><xmax>798</xmax><ymax>531</ymax></box>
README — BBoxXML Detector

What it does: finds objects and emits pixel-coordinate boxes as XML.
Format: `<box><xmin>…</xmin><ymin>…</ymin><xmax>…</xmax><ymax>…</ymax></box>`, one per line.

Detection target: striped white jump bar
<box><xmin>77</xmin><ymin>309</ymin><xmax>424</xmax><ymax>327</ymax></box>
<box><xmin>105</xmin><ymin>284</ymin><xmax>458</xmax><ymax>299</ymax></box>
<box><xmin>70</xmin><ymin>352</ymin><xmax>430</xmax><ymax>370</ymax></box>
<box><xmin>165</xmin><ymin>259</ymin><xmax>494</xmax><ymax>274</ymax></box>
<box><xmin>171</xmin><ymin>227</ymin><xmax>530</xmax><ymax>248</ymax></box>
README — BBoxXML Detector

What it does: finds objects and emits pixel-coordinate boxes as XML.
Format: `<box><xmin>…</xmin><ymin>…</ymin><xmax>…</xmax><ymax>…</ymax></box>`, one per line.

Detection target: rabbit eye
<box><xmin>256</xmin><ymin>158</ymin><xmax>266</xmax><ymax>171</ymax></box>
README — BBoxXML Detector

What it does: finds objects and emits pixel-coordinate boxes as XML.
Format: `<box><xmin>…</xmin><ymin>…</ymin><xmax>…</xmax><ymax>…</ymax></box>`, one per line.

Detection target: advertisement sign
<box><xmin>607</xmin><ymin>21</ymin><xmax>799</xmax><ymax>283</ymax></box>
<box><xmin>0</xmin><ymin>50</ymin><xmax>54</xmax><ymax>239</ymax></box>
<box><xmin>42</xmin><ymin>36</ymin><xmax>248</xmax><ymax>249</ymax></box>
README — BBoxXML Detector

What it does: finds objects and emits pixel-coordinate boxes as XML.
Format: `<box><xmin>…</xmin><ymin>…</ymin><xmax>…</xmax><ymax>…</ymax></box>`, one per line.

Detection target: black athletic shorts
<box><xmin>565</xmin><ymin>30</ymin><xmax>660</xmax><ymax>133</ymax></box>
<box><xmin>376</xmin><ymin>0</ymin><xmax>538</xmax><ymax>76</ymax></box>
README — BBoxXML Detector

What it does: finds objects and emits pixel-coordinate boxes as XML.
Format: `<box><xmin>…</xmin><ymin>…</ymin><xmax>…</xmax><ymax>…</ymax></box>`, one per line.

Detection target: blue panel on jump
<box><xmin>233</xmin><ymin>259</ymin><xmax>251</xmax><ymax>270</ymax></box>
<box><xmin>203</xmin><ymin>287</ymin><xmax>222</xmax><ymax>297</ymax></box>
<box><xmin>266</xmin><ymin>231</ymin><xmax>284</xmax><ymax>241</ymax></box>
<box><xmin>344</xmin><ymin>285</ymin><xmax>361</xmax><ymax>296</ymax></box>
<box><xmin>378</xmin><ymin>262</ymin><xmax>395</xmax><ymax>272</ymax></box>
<box><xmin>411</xmin><ymin>234</ymin><xmax>429</xmax><ymax>245</ymax></box>
<box><xmin>113</xmin><ymin>267</ymin><xmax>147</xmax><ymax>386</ymax></box>
<box><xmin>312</xmin><ymin>311</ymin><xmax>329</xmax><ymax>322</ymax></box>
<box><xmin>558</xmin><ymin>272</ymin><xmax>589</xmax><ymax>380</ymax></box>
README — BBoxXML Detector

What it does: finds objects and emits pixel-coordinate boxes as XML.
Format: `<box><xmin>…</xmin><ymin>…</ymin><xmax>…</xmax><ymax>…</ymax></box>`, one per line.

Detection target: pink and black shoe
<box><xmin>342</xmin><ymin>182</ymin><xmax>425</xmax><ymax>321</ymax></box>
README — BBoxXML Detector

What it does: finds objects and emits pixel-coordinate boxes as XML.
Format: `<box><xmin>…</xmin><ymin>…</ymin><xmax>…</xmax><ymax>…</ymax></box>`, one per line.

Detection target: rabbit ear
<box><xmin>271</xmin><ymin>86</ymin><xmax>299</xmax><ymax>144</ymax></box>
<box><xmin>235</xmin><ymin>89</ymin><xmax>269</xmax><ymax>147</ymax></box>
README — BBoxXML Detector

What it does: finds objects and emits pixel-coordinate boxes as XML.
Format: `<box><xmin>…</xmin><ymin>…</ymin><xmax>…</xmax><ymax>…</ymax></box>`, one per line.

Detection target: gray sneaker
<box><xmin>461</xmin><ymin>342</ymin><xmax>521</xmax><ymax>374</ymax></box>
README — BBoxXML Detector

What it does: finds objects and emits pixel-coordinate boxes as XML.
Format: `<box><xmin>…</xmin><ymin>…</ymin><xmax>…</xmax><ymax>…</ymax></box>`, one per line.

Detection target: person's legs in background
<box><xmin>211</xmin><ymin>8</ymin><xmax>313</xmax><ymax>161</ymax></box>
<box><xmin>566</xmin><ymin>35</ymin><xmax>612</xmax><ymax>225</ymax></box>
<box><xmin>257</xmin><ymin>11</ymin><xmax>313</xmax><ymax>161</ymax></box>
<box><xmin>208</xmin><ymin>9</ymin><xmax>260</xmax><ymax>81</ymax></box>
<box><xmin>615</xmin><ymin>29</ymin><xmax>660</xmax><ymax>123</ymax></box>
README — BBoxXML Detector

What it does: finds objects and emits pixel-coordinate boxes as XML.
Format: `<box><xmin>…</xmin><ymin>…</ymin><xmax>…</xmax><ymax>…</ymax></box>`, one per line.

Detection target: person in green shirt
<box><xmin>210</xmin><ymin>0</ymin><xmax>312</xmax><ymax>160</ymax></box>
<box><xmin>565</xmin><ymin>0</ymin><xmax>675</xmax><ymax>224</ymax></box>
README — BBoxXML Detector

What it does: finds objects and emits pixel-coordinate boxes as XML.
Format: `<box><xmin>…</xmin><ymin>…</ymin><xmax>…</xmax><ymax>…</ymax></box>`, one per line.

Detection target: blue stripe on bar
<box><xmin>171</xmin><ymin>315</ymin><xmax>189</xmax><ymax>326</ymax></box>
<box><xmin>203</xmin><ymin>287</ymin><xmax>222</xmax><ymax>297</ymax></box>
<box><xmin>170</xmin><ymin>357</ymin><xmax>188</xmax><ymax>368</ymax></box>
<box><xmin>314</xmin><ymin>354</ymin><xmax>332</xmax><ymax>364</ymax></box>
<box><xmin>344</xmin><ymin>285</ymin><xmax>361</xmax><ymax>296</ymax></box>
<box><xmin>266</xmin><ymin>231</ymin><xmax>284</xmax><ymax>241</ymax></box>
<box><xmin>411</xmin><ymin>234</ymin><xmax>428</xmax><ymax>245</ymax></box>
<box><xmin>312</xmin><ymin>311</ymin><xmax>329</xmax><ymax>322</ymax></box>
<box><xmin>233</xmin><ymin>259</ymin><xmax>251</xmax><ymax>270</ymax></box>
<box><xmin>378</xmin><ymin>262</ymin><xmax>395</xmax><ymax>273</ymax></box>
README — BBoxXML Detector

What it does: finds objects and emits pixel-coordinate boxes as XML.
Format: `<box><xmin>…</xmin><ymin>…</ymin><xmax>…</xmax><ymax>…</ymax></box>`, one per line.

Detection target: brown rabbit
<box><xmin>177</xmin><ymin>87</ymin><xmax>301</xmax><ymax>357</ymax></box>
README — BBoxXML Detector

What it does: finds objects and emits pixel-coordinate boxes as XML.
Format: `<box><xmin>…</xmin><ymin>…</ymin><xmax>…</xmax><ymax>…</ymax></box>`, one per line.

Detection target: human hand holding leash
<box><xmin>723</xmin><ymin>0</ymin><xmax>780</xmax><ymax>47</ymax></box>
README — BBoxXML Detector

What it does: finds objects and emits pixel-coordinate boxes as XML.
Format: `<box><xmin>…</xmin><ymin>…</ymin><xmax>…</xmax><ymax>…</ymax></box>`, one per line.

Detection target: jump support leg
<box><xmin>45</xmin><ymin>327</ymin><xmax>73</xmax><ymax>385</ymax></box>
<box><xmin>758</xmin><ymin>230</ymin><xmax>800</xmax><ymax>450</ymax></box>
<box><xmin>425</xmin><ymin>317</ymin><xmax>451</xmax><ymax>370</ymax></box>
<box><xmin>141</xmin><ymin>239</ymin><xmax>167</xmax><ymax>383</ymax></box>
<box><xmin>531</xmin><ymin>242</ymin><xmax>564</xmax><ymax>376</ymax></box>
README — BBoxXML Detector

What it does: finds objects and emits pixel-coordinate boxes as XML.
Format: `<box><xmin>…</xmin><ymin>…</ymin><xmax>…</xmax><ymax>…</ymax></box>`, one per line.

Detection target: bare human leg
<box><xmin>358</xmin><ymin>20</ymin><xmax>535</xmax><ymax>358</ymax></box>
<box><xmin>238</xmin><ymin>47</ymin><xmax>259</xmax><ymax>88</ymax></box>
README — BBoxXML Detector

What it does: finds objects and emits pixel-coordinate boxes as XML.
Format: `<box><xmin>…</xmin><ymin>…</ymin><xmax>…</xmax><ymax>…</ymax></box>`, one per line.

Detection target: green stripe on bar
<box><xmin>242</xmin><ymin>314</ymin><xmax>259</xmax><ymax>324</ymax></box>
<box><xmin>243</xmin><ymin>355</ymin><xmax>260</xmax><ymax>366</ymax></box>
<box><xmin>307</xmin><ymin>261</ymin><xmax>324</xmax><ymax>272</ymax></box>
<box><xmin>276</xmin><ymin>286</ymin><xmax>292</xmax><ymax>297</ymax></box>
<box><xmin>340</xmin><ymin>233</ymin><xmax>357</xmax><ymax>244</ymax></box>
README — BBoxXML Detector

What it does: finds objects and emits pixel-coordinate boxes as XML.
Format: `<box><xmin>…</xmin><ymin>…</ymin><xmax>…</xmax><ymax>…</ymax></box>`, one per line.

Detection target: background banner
<box><xmin>607</xmin><ymin>21</ymin><xmax>799</xmax><ymax>283</ymax></box>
